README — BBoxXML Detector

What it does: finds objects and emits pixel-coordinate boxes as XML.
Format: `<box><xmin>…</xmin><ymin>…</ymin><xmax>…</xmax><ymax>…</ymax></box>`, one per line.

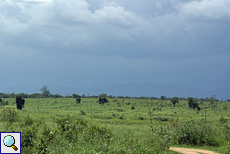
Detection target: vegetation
<box><xmin>188</xmin><ymin>97</ymin><xmax>200</xmax><ymax>110</ymax></box>
<box><xmin>0</xmin><ymin>95</ymin><xmax>230</xmax><ymax>153</ymax></box>
<box><xmin>16</xmin><ymin>96</ymin><xmax>25</xmax><ymax>110</ymax></box>
<box><xmin>98</xmin><ymin>93</ymin><xmax>108</xmax><ymax>105</ymax></box>
<box><xmin>73</xmin><ymin>94</ymin><xmax>81</xmax><ymax>104</ymax></box>
<box><xmin>171</xmin><ymin>97</ymin><xmax>179</xmax><ymax>107</ymax></box>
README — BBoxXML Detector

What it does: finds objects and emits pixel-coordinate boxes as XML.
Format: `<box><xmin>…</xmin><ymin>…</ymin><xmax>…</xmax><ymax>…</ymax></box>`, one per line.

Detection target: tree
<box><xmin>98</xmin><ymin>93</ymin><xmax>108</xmax><ymax>105</ymax></box>
<box><xmin>188</xmin><ymin>97</ymin><xmax>194</xmax><ymax>108</ymax></box>
<box><xmin>0</xmin><ymin>106</ymin><xmax>19</xmax><ymax>127</ymax></box>
<box><xmin>187</xmin><ymin>97</ymin><xmax>200</xmax><ymax>110</ymax></box>
<box><xmin>73</xmin><ymin>94</ymin><xmax>81</xmax><ymax>104</ymax></box>
<box><xmin>40</xmin><ymin>86</ymin><xmax>50</xmax><ymax>97</ymax></box>
<box><xmin>160</xmin><ymin>95</ymin><xmax>167</xmax><ymax>100</ymax></box>
<box><xmin>16</xmin><ymin>96</ymin><xmax>25</xmax><ymax>110</ymax></box>
<box><xmin>171</xmin><ymin>97</ymin><xmax>179</xmax><ymax>107</ymax></box>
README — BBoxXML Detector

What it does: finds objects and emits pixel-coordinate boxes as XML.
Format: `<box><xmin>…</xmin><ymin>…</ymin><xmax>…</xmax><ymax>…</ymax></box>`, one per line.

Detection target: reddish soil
<box><xmin>169</xmin><ymin>147</ymin><xmax>219</xmax><ymax>154</ymax></box>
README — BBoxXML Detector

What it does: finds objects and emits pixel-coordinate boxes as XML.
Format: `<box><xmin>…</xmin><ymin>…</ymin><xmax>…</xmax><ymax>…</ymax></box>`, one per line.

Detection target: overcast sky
<box><xmin>0</xmin><ymin>0</ymin><xmax>230</xmax><ymax>98</ymax></box>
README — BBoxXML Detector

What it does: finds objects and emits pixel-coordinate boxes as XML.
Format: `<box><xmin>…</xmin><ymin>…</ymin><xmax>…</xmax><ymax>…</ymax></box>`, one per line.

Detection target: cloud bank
<box><xmin>0</xmin><ymin>0</ymin><xmax>230</xmax><ymax>98</ymax></box>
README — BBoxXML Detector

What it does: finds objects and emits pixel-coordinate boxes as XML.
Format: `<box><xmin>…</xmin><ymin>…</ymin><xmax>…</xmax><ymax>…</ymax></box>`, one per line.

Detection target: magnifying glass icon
<box><xmin>3</xmin><ymin>135</ymin><xmax>18</xmax><ymax>151</ymax></box>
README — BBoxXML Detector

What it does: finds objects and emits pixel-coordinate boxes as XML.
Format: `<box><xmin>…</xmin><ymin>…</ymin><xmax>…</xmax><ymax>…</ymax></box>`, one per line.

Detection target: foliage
<box><xmin>73</xmin><ymin>94</ymin><xmax>81</xmax><ymax>104</ymax></box>
<box><xmin>219</xmin><ymin>116</ymin><xmax>227</xmax><ymax>124</ymax></box>
<box><xmin>81</xmin><ymin>110</ymin><xmax>87</xmax><ymax>115</ymax></box>
<box><xmin>16</xmin><ymin>96</ymin><xmax>25</xmax><ymax>110</ymax></box>
<box><xmin>171</xmin><ymin>97</ymin><xmax>179</xmax><ymax>107</ymax></box>
<box><xmin>0</xmin><ymin>106</ymin><xmax>19</xmax><ymax>127</ymax></box>
<box><xmin>1</xmin><ymin>97</ymin><xmax>230</xmax><ymax>153</ymax></box>
<box><xmin>171</xmin><ymin>122</ymin><xmax>225</xmax><ymax>146</ymax></box>
<box><xmin>131</xmin><ymin>105</ymin><xmax>135</xmax><ymax>110</ymax></box>
<box><xmin>0</xmin><ymin>100</ymin><xmax>9</xmax><ymax>106</ymax></box>
<box><xmin>160</xmin><ymin>95</ymin><xmax>167</xmax><ymax>100</ymax></box>
<box><xmin>188</xmin><ymin>97</ymin><xmax>200</xmax><ymax>110</ymax></box>
<box><xmin>40</xmin><ymin>86</ymin><xmax>50</xmax><ymax>97</ymax></box>
<box><xmin>98</xmin><ymin>93</ymin><xmax>108</xmax><ymax>105</ymax></box>
<box><xmin>21</xmin><ymin>124</ymin><xmax>38</xmax><ymax>148</ymax></box>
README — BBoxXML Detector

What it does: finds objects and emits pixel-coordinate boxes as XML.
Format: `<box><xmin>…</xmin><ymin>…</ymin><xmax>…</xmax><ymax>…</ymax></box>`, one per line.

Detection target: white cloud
<box><xmin>156</xmin><ymin>2</ymin><xmax>162</xmax><ymax>10</ymax></box>
<box><xmin>0</xmin><ymin>14</ymin><xmax>28</xmax><ymax>35</ymax></box>
<box><xmin>24</xmin><ymin>0</ymin><xmax>52</xmax><ymax>2</ymax></box>
<box><xmin>180</xmin><ymin>0</ymin><xmax>230</xmax><ymax>19</ymax></box>
<box><xmin>0</xmin><ymin>0</ymin><xmax>229</xmax><ymax>57</ymax></box>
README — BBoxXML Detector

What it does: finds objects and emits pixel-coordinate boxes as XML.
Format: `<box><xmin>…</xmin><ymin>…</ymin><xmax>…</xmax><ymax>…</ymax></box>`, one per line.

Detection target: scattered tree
<box><xmin>171</xmin><ymin>97</ymin><xmax>179</xmax><ymax>107</ymax></box>
<box><xmin>188</xmin><ymin>97</ymin><xmax>200</xmax><ymax>110</ymax></box>
<box><xmin>16</xmin><ymin>96</ymin><xmax>25</xmax><ymax>110</ymax></box>
<box><xmin>74</xmin><ymin>95</ymin><xmax>81</xmax><ymax>104</ymax></box>
<box><xmin>40</xmin><ymin>86</ymin><xmax>50</xmax><ymax>97</ymax></box>
<box><xmin>0</xmin><ymin>106</ymin><xmax>19</xmax><ymax>127</ymax></box>
<box><xmin>73</xmin><ymin>94</ymin><xmax>81</xmax><ymax>104</ymax></box>
<box><xmin>98</xmin><ymin>93</ymin><xmax>108</xmax><ymax>105</ymax></box>
<box><xmin>160</xmin><ymin>95</ymin><xmax>167</xmax><ymax>100</ymax></box>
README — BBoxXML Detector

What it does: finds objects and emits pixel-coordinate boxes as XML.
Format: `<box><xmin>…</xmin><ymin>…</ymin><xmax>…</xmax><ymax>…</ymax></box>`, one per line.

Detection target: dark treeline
<box><xmin>0</xmin><ymin>92</ymin><xmax>227</xmax><ymax>102</ymax></box>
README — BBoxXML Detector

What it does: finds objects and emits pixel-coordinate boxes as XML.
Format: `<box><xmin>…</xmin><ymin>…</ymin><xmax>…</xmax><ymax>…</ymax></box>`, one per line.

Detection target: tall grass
<box><xmin>0</xmin><ymin>98</ymin><xmax>230</xmax><ymax>153</ymax></box>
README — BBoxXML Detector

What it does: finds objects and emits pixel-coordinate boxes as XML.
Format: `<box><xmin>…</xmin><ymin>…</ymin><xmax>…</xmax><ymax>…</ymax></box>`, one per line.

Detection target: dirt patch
<box><xmin>169</xmin><ymin>147</ymin><xmax>219</xmax><ymax>154</ymax></box>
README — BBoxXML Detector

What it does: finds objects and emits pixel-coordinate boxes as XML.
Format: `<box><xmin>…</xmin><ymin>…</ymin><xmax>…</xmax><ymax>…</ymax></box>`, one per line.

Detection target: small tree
<box><xmin>76</xmin><ymin>95</ymin><xmax>81</xmax><ymax>104</ymax></box>
<box><xmin>188</xmin><ymin>97</ymin><xmax>194</xmax><ymax>108</ymax></box>
<box><xmin>0</xmin><ymin>106</ymin><xmax>19</xmax><ymax>127</ymax></box>
<box><xmin>40</xmin><ymin>86</ymin><xmax>50</xmax><ymax>97</ymax></box>
<box><xmin>98</xmin><ymin>93</ymin><xmax>108</xmax><ymax>105</ymax></box>
<box><xmin>171</xmin><ymin>97</ymin><xmax>179</xmax><ymax>107</ymax></box>
<box><xmin>187</xmin><ymin>97</ymin><xmax>200</xmax><ymax>110</ymax></box>
<box><xmin>160</xmin><ymin>95</ymin><xmax>167</xmax><ymax>100</ymax></box>
<box><xmin>73</xmin><ymin>94</ymin><xmax>81</xmax><ymax>103</ymax></box>
<box><xmin>16</xmin><ymin>96</ymin><xmax>25</xmax><ymax>110</ymax></box>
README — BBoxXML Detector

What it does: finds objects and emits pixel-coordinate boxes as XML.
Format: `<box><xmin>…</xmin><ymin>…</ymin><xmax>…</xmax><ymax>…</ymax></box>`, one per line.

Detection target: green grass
<box><xmin>0</xmin><ymin>97</ymin><xmax>230</xmax><ymax>153</ymax></box>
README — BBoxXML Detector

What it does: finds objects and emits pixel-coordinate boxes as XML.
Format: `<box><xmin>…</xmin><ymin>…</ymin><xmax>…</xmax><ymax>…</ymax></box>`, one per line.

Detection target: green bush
<box><xmin>0</xmin><ymin>106</ymin><xmax>19</xmax><ymax>127</ymax></box>
<box><xmin>171</xmin><ymin>122</ymin><xmax>225</xmax><ymax>146</ymax></box>
<box><xmin>0</xmin><ymin>101</ymin><xmax>8</xmax><ymax>106</ymax></box>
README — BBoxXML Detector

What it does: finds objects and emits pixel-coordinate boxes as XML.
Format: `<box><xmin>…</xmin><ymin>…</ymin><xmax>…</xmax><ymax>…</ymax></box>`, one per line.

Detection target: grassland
<box><xmin>0</xmin><ymin>97</ymin><xmax>230</xmax><ymax>153</ymax></box>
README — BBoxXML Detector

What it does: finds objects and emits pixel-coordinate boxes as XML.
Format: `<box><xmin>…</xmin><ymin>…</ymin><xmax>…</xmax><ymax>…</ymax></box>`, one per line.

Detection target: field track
<box><xmin>169</xmin><ymin>147</ymin><xmax>219</xmax><ymax>154</ymax></box>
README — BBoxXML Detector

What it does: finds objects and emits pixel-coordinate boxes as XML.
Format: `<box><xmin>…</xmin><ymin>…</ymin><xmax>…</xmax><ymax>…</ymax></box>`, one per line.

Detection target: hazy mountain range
<box><xmin>3</xmin><ymin>82</ymin><xmax>229</xmax><ymax>100</ymax></box>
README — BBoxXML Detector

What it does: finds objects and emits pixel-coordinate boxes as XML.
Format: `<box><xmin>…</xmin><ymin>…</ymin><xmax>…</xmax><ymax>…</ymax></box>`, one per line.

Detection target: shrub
<box><xmin>171</xmin><ymin>122</ymin><xmax>225</xmax><ymax>146</ymax></box>
<box><xmin>0</xmin><ymin>106</ymin><xmax>19</xmax><ymax>127</ymax></box>
<box><xmin>139</xmin><ymin>117</ymin><xmax>144</xmax><ymax>120</ymax></box>
<box><xmin>21</xmin><ymin>124</ymin><xmax>38</xmax><ymax>148</ymax></box>
<box><xmin>98</xmin><ymin>93</ymin><xmax>108</xmax><ymax>105</ymax></box>
<box><xmin>112</xmin><ymin>99</ymin><xmax>118</xmax><ymax>102</ymax></box>
<box><xmin>0</xmin><ymin>101</ymin><xmax>8</xmax><ymax>106</ymax></box>
<box><xmin>80</xmin><ymin>110</ymin><xmax>86</xmax><ymax>115</ymax></box>
<box><xmin>219</xmin><ymin>116</ymin><xmax>227</xmax><ymax>124</ymax></box>
<box><xmin>16</xmin><ymin>96</ymin><xmax>25</xmax><ymax>110</ymax></box>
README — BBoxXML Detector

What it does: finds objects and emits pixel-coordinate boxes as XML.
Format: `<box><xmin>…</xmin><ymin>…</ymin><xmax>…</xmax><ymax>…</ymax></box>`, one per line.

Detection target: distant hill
<box><xmin>3</xmin><ymin>82</ymin><xmax>229</xmax><ymax>100</ymax></box>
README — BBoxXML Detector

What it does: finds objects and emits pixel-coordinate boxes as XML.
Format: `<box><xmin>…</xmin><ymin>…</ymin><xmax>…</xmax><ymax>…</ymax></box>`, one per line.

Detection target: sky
<box><xmin>0</xmin><ymin>0</ymin><xmax>230</xmax><ymax>99</ymax></box>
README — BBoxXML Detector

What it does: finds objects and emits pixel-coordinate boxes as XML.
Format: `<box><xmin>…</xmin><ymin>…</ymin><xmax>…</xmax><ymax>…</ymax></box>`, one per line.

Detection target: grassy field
<box><xmin>0</xmin><ymin>97</ymin><xmax>230</xmax><ymax>153</ymax></box>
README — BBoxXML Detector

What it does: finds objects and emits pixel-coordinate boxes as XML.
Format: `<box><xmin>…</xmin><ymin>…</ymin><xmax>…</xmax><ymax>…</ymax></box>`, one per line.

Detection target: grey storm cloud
<box><xmin>0</xmin><ymin>0</ymin><xmax>230</xmax><ymax>98</ymax></box>
<box><xmin>1</xmin><ymin>0</ymin><xmax>229</xmax><ymax>57</ymax></box>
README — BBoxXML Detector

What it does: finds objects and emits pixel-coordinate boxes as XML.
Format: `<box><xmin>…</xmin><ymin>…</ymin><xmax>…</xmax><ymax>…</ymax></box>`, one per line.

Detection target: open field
<box><xmin>1</xmin><ymin>97</ymin><xmax>230</xmax><ymax>153</ymax></box>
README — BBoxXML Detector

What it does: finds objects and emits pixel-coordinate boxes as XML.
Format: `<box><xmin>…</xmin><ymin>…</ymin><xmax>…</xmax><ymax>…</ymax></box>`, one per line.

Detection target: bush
<box><xmin>171</xmin><ymin>122</ymin><xmax>225</xmax><ymax>146</ymax></box>
<box><xmin>15</xmin><ymin>115</ymin><xmax>176</xmax><ymax>153</ymax></box>
<box><xmin>0</xmin><ymin>106</ymin><xmax>19</xmax><ymax>127</ymax></box>
<box><xmin>81</xmin><ymin>110</ymin><xmax>86</xmax><ymax>115</ymax></box>
<box><xmin>0</xmin><ymin>101</ymin><xmax>8</xmax><ymax>106</ymax></box>
<box><xmin>16</xmin><ymin>96</ymin><xmax>25</xmax><ymax>110</ymax></box>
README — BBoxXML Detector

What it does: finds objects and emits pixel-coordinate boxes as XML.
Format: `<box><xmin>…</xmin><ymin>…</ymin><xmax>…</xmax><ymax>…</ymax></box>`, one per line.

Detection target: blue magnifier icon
<box><xmin>3</xmin><ymin>135</ymin><xmax>18</xmax><ymax>151</ymax></box>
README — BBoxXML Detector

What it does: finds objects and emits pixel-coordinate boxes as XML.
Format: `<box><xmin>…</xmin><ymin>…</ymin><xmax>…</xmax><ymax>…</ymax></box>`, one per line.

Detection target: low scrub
<box><xmin>170</xmin><ymin>122</ymin><xmax>226</xmax><ymax>146</ymax></box>
<box><xmin>2</xmin><ymin>115</ymin><xmax>178</xmax><ymax>153</ymax></box>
